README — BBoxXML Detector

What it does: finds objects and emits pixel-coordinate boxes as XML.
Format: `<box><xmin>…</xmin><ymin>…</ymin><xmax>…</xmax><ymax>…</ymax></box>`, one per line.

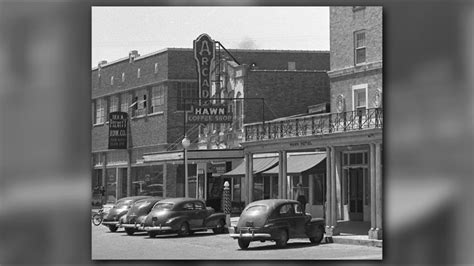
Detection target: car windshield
<box><xmin>115</xmin><ymin>200</ymin><xmax>132</xmax><ymax>208</ymax></box>
<box><xmin>244</xmin><ymin>205</ymin><xmax>268</xmax><ymax>215</ymax></box>
<box><xmin>153</xmin><ymin>202</ymin><xmax>174</xmax><ymax>210</ymax></box>
<box><xmin>134</xmin><ymin>200</ymin><xmax>152</xmax><ymax>208</ymax></box>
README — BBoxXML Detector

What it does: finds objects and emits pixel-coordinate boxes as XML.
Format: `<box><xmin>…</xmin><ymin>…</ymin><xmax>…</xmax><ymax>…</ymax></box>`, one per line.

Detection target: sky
<box><xmin>91</xmin><ymin>6</ymin><xmax>329</xmax><ymax>67</ymax></box>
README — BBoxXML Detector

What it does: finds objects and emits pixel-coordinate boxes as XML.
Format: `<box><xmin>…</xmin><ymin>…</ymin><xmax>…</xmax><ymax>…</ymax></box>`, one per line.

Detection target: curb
<box><xmin>328</xmin><ymin>236</ymin><xmax>383</xmax><ymax>248</ymax></box>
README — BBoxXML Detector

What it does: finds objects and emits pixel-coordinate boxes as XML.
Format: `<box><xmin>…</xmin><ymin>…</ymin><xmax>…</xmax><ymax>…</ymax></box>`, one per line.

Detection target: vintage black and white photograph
<box><xmin>91</xmin><ymin>6</ymin><xmax>383</xmax><ymax>260</ymax></box>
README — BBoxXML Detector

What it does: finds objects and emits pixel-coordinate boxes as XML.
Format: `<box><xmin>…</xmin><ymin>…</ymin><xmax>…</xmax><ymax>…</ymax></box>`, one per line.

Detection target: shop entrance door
<box><xmin>348</xmin><ymin>168</ymin><xmax>364</xmax><ymax>221</ymax></box>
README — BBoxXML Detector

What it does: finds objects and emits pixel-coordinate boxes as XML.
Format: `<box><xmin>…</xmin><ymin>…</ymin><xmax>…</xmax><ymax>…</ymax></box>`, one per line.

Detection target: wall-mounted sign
<box><xmin>108</xmin><ymin>112</ymin><xmax>128</xmax><ymax>149</ymax></box>
<box><xmin>187</xmin><ymin>105</ymin><xmax>233</xmax><ymax>123</ymax></box>
<box><xmin>336</xmin><ymin>94</ymin><xmax>345</xmax><ymax>113</ymax></box>
<box><xmin>373</xmin><ymin>89</ymin><xmax>382</xmax><ymax>108</ymax></box>
<box><xmin>194</xmin><ymin>33</ymin><xmax>215</xmax><ymax>106</ymax></box>
<box><xmin>289</xmin><ymin>141</ymin><xmax>313</xmax><ymax>147</ymax></box>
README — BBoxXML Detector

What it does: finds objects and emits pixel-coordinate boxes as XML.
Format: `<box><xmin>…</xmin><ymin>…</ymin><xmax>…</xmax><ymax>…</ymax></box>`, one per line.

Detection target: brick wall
<box><xmin>92</xmin><ymin>51</ymin><xmax>169</xmax><ymax>99</ymax></box>
<box><xmin>330</xmin><ymin>6</ymin><xmax>383</xmax><ymax>71</ymax></box>
<box><xmin>91</xmin><ymin>113</ymin><xmax>168</xmax><ymax>152</ymax></box>
<box><xmin>230</xmin><ymin>50</ymin><xmax>329</xmax><ymax>71</ymax></box>
<box><xmin>330</xmin><ymin>69</ymin><xmax>382</xmax><ymax>113</ymax></box>
<box><xmin>244</xmin><ymin>71</ymin><xmax>330</xmax><ymax>124</ymax></box>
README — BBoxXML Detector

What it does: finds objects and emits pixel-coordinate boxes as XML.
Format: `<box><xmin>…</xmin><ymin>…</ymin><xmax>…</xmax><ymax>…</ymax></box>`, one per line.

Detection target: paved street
<box><xmin>92</xmin><ymin>224</ymin><xmax>382</xmax><ymax>260</ymax></box>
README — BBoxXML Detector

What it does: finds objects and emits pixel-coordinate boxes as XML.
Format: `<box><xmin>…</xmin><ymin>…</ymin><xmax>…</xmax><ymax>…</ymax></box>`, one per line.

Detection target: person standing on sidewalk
<box><xmin>295</xmin><ymin>183</ymin><xmax>307</xmax><ymax>214</ymax></box>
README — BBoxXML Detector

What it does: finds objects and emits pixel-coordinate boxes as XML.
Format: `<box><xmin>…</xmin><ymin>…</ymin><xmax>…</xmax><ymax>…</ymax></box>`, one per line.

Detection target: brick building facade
<box><xmin>91</xmin><ymin>47</ymin><xmax>330</xmax><ymax>206</ymax></box>
<box><xmin>235</xmin><ymin>6</ymin><xmax>383</xmax><ymax>240</ymax></box>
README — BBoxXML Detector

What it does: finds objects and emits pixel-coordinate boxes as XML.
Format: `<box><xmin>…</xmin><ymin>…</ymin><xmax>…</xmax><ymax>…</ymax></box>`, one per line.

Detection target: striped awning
<box><xmin>221</xmin><ymin>156</ymin><xmax>279</xmax><ymax>176</ymax></box>
<box><xmin>262</xmin><ymin>153</ymin><xmax>326</xmax><ymax>175</ymax></box>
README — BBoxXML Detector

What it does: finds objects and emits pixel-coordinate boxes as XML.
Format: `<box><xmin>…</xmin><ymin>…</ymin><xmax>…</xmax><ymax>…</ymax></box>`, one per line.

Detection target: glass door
<box><xmin>348</xmin><ymin>168</ymin><xmax>364</xmax><ymax>221</ymax></box>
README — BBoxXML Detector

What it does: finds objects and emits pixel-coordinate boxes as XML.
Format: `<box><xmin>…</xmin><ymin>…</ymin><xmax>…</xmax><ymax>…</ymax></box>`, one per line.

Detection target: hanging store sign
<box><xmin>186</xmin><ymin>105</ymin><xmax>233</xmax><ymax>123</ymax></box>
<box><xmin>194</xmin><ymin>33</ymin><xmax>215</xmax><ymax>106</ymax></box>
<box><xmin>108</xmin><ymin>111</ymin><xmax>128</xmax><ymax>149</ymax></box>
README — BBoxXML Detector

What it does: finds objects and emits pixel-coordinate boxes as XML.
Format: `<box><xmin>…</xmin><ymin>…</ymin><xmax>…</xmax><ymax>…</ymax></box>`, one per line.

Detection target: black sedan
<box><xmin>143</xmin><ymin>198</ymin><xmax>228</xmax><ymax>238</ymax></box>
<box><xmin>102</xmin><ymin>196</ymin><xmax>151</xmax><ymax>232</ymax></box>
<box><xmin>229</xmin><ymin>199</ymin><xmax>325</xmax><ymax>249</ymax></box>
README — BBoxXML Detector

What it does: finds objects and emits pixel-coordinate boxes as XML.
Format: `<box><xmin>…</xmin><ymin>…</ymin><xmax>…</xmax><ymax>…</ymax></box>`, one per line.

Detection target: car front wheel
<box><xmin>148</xmin><ymin>231</ymin><xmax>157</xmax><ymax>238</ymax></box>
<box><xmin>309</xmin><ymin>226</ymin><xmax>324</xmax><ymax>245</ymax></box>
<box><xmin>178</xmin><ymin>222</ymin><xmax>190</xmax><ymax>237</ymax></box>
<box><xmin>212</xmin><ymin>219</ymin><xmax>226</xmax><ymax>234</ymax></box>
<box><xmin>108</xmin><ymin>225</ymin><xmax>118</xmax><ymax>232</ymax></box>
<box><xmin>238</xmin><ymin>239</ymin><xmax>250</xmax><ymax>250</ymax></box>
<box><xmin>125</xmin><ymin>228</ymin><xmax>135</xmax><ymax>236</ymax></box>
<box><xmin>275</xmin><ymin>229</ymin><xmax>289</xmax><ymax>248</ymax></box>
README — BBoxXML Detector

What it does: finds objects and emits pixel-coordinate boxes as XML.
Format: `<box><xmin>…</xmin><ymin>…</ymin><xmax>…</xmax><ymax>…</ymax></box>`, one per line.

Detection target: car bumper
<box><xmin>102</xmin><ymin>221</ymin><xmax>119</xmax><ymax>226</ymax></box>
<box><xmin>144</xmin><ymin>225</ymin><xmax>174</xmax><ymax>232</ymax></box>
<box><xmin>229</xmin><ymin>231</ymin><xmax>272</xmax><ymax>240</ymax></box>
<box><xmin>120</xmin><ymin>223</ymin><xmax>144</xmax><ymax>230</ymax></box>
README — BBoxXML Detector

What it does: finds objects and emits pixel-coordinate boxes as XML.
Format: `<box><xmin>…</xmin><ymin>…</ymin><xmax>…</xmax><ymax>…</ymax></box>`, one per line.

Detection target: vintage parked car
<box><xmin>229</xmin><ymin>199</ymin><xmax>325</xmax><ymax>249</ymax></box>
<box><xmin>143</xmin><ymin>198</ymin><xmax>228</xmax><ymax>238</ymax></box>
<box><xmin>117</xmin><ymin>197</ymin><xmax>162</xmax><ymax>235</ymax></box>
<box><xmin>102</xmin><ymin>196</ymin><xmax>151</xmax><ymax>232</ymax></box>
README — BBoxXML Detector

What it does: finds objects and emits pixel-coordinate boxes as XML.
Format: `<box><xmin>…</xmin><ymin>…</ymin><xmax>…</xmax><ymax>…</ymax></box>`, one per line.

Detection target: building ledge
<box><xmin>328</xmin><ymin>61</ymin><xmax>382</xmax><ymax>79</ymax></box>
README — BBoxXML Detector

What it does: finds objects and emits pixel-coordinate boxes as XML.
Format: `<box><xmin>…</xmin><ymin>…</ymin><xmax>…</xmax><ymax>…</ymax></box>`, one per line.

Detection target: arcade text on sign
<box><xmin>193</xmin><ymin>34</ymin><xmax>215</xmax><ymax>105</ymax></box>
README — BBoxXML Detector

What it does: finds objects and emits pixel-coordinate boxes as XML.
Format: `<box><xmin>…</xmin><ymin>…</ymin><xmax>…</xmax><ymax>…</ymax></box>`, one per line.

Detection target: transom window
<box><xmin>354</xmin><ymin>30</ymin><xmax>366</xmax><ymax>65</ymax></box>
<box><xmin>151</xmin><ymin>85</ymin><xmax>165</xmax><ymax>113</ymax></box>
<box><xmin>94</xmin><ymin>98</ymin><xmax>106</xmax><ymax>124</ymax></box>
<box><xmin>109</xmin><ymin>95</ymin><xmax>119</xmax><ymax>114</ymax></box>
<box><xmin>177</xmin><ymin>82</ymin><xmax>198</xmax><ymax>111</ymax></box>
<box><xmin>352</xmin><ymin>84</ymin><xmax>368</xmax><ymax>111</ymax></box>
<box><xmin>120</xmin><ymin>93</ymin><xmax>132</xmax><ymax>113</ymax></box>
<box><xmin>132</xmin><ymin>89</ymin><xmax>148</xmax><ymax>117</ymax></box>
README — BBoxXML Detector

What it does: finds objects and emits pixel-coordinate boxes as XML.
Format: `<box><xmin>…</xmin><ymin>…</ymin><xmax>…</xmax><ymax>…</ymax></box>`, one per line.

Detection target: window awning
<box><xmin>222</xmin><ymin>156</ymin><xmax>279</xmax><ymax>176</ymax></box>
<box><xmin>262</xmin><ymin>153</ymin><xmax>326</xmax><ymax>175</ymax></box>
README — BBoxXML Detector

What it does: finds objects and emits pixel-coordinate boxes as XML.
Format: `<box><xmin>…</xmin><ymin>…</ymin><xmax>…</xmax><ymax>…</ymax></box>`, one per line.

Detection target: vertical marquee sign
<box><xmin>194</xmin><ymin>34</ymin><xmax>215</xmax><ymax>106</ymax></box>
<box><xmin>108</xmin><ymin>111</ymin><xmax>128</xmax><ymax>149</ymax></box>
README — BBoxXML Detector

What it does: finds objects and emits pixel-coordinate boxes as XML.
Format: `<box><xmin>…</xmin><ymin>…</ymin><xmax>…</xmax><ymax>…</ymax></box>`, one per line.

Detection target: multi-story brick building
<box><xmin>327</xmin><ymin>6</ymin><xmax>383</xmax><ymax>240</ymax></box>
<box><xmin>236</xmin><ymin>6</ymin><xmax>383</xmax><ymax>240</ymax></box>
<box><xmin>91</xmin><ymin>46</ymin><xmax>330</xmax><ymax>207</ymax></box>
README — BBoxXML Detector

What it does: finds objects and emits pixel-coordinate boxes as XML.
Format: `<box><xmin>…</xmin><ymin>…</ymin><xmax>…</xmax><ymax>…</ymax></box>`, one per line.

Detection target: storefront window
<box><xmin>271</xmin><ymin>176</ymin><xmax>279</xmax><ymax>199</ymax></box>
<box><xmin>106</xmin><ymin>168</ymin><xmax>117</xmax><ymax>203</ymax></box>
<box><xmin>132</xmin><ymin>165</ymin><xmax>164</xmax><ymax>197</ymax></box>
<box><xmin>254</xmin><ymin>175</ymin><xmax>264</xmax><ymax>200</ymax></box>
<box><xmin>312</xmin><ymin>174</ymin><xmax>325</xmax><ymax>205</ymax></box>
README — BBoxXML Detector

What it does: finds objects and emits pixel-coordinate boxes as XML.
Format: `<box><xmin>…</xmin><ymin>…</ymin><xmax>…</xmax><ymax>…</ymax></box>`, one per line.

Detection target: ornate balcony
<box><xmin>244</xmin><ymin>108</ymin><xmax>383</xmax><ymax>142</ymax></box>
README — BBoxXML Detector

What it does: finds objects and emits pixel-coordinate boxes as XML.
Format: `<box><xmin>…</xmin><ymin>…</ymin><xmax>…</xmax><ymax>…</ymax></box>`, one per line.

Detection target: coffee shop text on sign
<box><xmin>194</xmin><ymin>34</ymin><xmax>215</xmax><ymax>105</ymax></box>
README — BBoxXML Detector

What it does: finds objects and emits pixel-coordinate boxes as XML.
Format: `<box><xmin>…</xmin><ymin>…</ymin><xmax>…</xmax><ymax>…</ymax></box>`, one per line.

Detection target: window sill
<box><xmin>93</xmin><ymin>123</ymin><xmax>105</xmax><ymax>127</ymax></box>
<box><xmin>148</xmin><ymin>111</ymin><xmax>164</xmax><ymax>117</ymax></box>
<box><xmin>131</xmin><ymin>114</ymin><xmax>146</xmax><ymax>120</ymax></box>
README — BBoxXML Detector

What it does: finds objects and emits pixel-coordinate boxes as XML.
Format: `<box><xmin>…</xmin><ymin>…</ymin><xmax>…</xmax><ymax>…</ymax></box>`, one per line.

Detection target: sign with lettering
<box><xmin>187</xmin><ymin>105</ymin><xmax>233</xmax><ymax>123</ymax></box>
<box><xmin>108</xmin><ymin>111</ymin><xmax>128</xmax><ymax>149</ymax></box>
<box><xmin>289</xmin><ymin>141</ymin><xmax>313</xmax><ymax>147</ymax></box>
<box><xmin>194</xmin><ymin>33</ymin><xmax>215</xmax><ymax>106</ymax></box>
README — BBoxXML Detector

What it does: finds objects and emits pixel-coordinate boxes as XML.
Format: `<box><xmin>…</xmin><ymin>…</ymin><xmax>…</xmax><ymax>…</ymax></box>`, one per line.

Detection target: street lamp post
<box><xmin>181</xmin><ymin>135</ymin><xmax>191</xmax><ymax>198</ymax></box>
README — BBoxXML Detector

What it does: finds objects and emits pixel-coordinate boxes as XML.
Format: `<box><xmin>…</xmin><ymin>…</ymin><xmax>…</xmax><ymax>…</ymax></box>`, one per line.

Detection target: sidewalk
<box><xmin>228</xmin><ymin>217</ymin><xmax>382</xmax><ymax>248</ymax></box>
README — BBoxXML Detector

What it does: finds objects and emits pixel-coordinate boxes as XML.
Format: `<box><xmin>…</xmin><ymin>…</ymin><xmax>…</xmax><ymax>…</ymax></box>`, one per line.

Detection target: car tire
<box><xmin>212</xmin><ymin>219</ymin><xmax>226</xmax><ymax>234</ymax></box>
<box><xmin>275</xmin><ymin>229</ymin><xmax>289</xmax><ymax>248</ymax></box>
<box><xmin>309</xmin><ymin>226</ymin><xmax>324</xmax><ymax>245</ymax></box>
<box><xmin>125</xmin><ymin>228</ymin><xmax>135</xmax><ymax>236</ymax></box>
<box><xmin>178</xmin><ymin>222</ymin><xmax>190</xmax><ymax>237</ymax></box>
<box><xmin>148</xmin><ymin>231</ymin><xmax>157</xmax><ymax>238</ymax></box>
<box><xmin>108</xmin><ymin>225</ymin><xmax>118</xmax><ymax>232</ymax></box>
<box><xmin>238</xmin><ymin>239</ymin><xmax>250</xmax><ymax>250</ymax></box>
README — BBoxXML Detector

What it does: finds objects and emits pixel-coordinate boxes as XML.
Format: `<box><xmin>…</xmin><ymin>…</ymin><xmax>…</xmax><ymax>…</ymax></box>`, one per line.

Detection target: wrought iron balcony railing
<box><xmin>244</xmin><ymin>108</ymin><xmax>383</xmax><ymax>142</ymax></box>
